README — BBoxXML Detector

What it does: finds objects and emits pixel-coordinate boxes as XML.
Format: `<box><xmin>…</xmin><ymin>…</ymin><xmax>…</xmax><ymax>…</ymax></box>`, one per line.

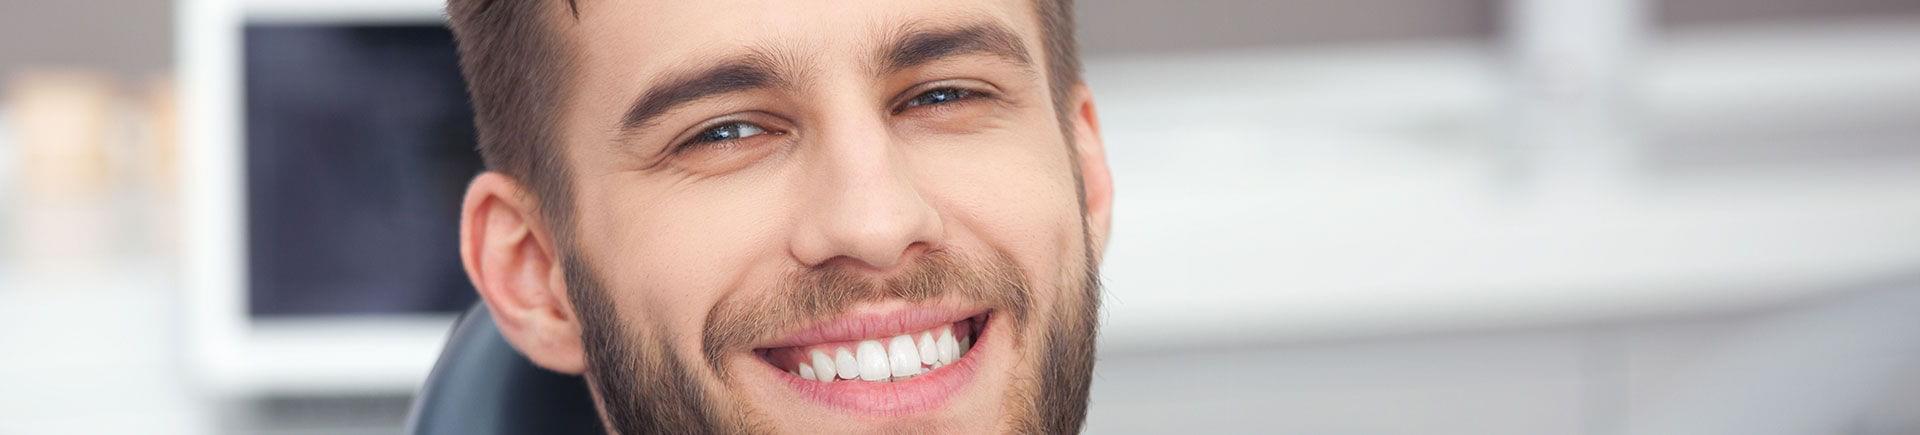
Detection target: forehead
<box><xmin>559</xmin><ymin>0</ymin><xmax>1043</xmax><ymax>85</ymax></box>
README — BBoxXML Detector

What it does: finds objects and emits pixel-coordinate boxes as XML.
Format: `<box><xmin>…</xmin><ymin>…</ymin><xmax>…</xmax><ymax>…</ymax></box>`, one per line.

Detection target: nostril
<box><xmin>787</xmin><ymin>169</ymin><xmax>945</xmax><ymax>270</ymax></box>
<box><xmin>881</xmin><ymin>241</ymin><xmax>936</xmax><ymax>271</ymax></box>
<box><xmin>815</xmin><ymin>242</ymin><xmax>938</xmax><ymax>276</ymax></box>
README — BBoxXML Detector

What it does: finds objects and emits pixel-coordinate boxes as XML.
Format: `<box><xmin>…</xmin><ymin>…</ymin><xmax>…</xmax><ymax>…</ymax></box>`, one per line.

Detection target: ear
<box><xmin>1067</xmin><ymin>84</ymin><xmax>1114</xmax><ymax>257</ymax></box>
<box><xmin>459</xmin><ymin>172</ymin><xmax>587</xmax><ymax>374</ymax></box>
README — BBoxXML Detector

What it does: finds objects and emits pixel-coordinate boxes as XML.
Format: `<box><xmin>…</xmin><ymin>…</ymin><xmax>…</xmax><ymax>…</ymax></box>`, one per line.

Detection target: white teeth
<box><xmin>791</xmin><ymin>323</ymin><xmax>977</xmax><ymax>383</ymax></box>
<box><xmin>917</xmin><ymin>331</ymin><xmax>939</xmax><ymax>366</ymax></box>
<box><xmin>888</xmin><ymin>335</ymin><xmax>923</xmax><ymax>378</ymax></box>
<box><xmin>810</xmin><ymin>350</ymin><xmax>836</xmax><ymax>383</ymax></box>
<box><xmin>834</xmin><ymin>347</ymin><xmax>860</xmax><ymax>380</ymax></box>
<box><xmin>937</xmin><ymin>327</ymin><xmax>959</xmax><ymax>364</ymax></box>
<box><xmin>856</xmin><ymin>340</ymin><xmax>890</xmax><ymax>381</ymax></box>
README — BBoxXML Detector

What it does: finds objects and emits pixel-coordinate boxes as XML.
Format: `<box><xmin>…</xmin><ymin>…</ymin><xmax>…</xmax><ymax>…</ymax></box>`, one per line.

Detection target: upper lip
<box><xmin>755</xmin><ymin>303</ymin><xmax>987</xmax><ymax>350</ymax></box>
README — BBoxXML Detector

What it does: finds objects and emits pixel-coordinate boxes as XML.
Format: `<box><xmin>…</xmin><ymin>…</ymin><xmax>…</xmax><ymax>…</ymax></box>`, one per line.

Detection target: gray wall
<box><xmin>0</xmin><ymin>0</ymin><xmax>173</xmax><ymax>80</ymax></box>
<box><xmin>1075</xmin><ymin>0</ymin><xmax>1920</xmax><ymax>55</ymax></box>
<box><xmin>1662</xmin><ymin>0</ymin><xmax>1920</xmax><ymax>25</ymax></box>
<box><xmin>1077</xmin><ymin>0</ymin><xmax>1499</xmax><ymax>54</ymax></box>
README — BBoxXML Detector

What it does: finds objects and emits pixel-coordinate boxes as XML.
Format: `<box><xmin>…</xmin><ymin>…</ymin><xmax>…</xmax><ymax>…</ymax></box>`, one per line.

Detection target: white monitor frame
<box><xmin>178</xmin><ymin>0</ymin><xmax>462</xmax><ymax>396</ymax></box>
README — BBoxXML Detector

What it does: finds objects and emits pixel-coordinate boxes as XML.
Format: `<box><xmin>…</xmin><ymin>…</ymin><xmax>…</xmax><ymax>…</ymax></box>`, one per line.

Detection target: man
<box><xmin>449</xmin><ymin>0</ymin><xmax>1113</xmax><ymax>432</ymax></box>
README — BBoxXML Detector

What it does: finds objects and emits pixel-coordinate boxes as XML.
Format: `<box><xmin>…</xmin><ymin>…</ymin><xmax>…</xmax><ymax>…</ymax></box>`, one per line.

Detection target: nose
<box><xmin>788</xmin><ymin>114</ymin><xmax>945</xmax><ymax>271</ymax></box>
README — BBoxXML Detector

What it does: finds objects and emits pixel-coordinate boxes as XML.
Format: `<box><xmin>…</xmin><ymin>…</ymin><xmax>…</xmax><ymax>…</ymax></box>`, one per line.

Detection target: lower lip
<box><xmin>756</xmin><ymin>316</ymin><xmax>992</xmax><ymax>415</ymax></box>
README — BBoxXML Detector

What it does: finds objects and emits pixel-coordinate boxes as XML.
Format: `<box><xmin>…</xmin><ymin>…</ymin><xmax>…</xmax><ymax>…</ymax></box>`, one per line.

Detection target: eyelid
<box><xmin>890</xmin><ymin>80</ymin><xmax>999</xmax><ymax>113</ymax></box>
<box><xmin>668</xmin><ymin>112</ymin><xmax>786</xmax><ymax>153</ymax></box>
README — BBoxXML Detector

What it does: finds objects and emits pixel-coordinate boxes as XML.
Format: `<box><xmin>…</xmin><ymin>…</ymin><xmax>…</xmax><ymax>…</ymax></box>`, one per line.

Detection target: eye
<box><xmin>899</xmin><ymin>87</ymin><xmax>979</xmax><ymax>111</ymax></box>
<box><xmin>687</xmin><ymin>121</ymin><xmax>770</xmax><ymax>145</ymax></box>
<box><xmin>657</xmin><ymin>113</ymin><xmax>793</xmax><ymax>172</ymax></box>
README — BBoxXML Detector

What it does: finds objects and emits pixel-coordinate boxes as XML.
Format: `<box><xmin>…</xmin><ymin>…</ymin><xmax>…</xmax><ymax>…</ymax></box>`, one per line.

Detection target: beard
<box><xmin>561</xmin><ymin>242</ymin><xmax>1102</xmax><ymax>434</ymax></box>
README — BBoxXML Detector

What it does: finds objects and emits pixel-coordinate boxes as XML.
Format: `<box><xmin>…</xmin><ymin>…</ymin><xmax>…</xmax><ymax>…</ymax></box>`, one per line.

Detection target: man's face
<box><xmin>510</xmin><ymin>0</ymin><xmax>1108</xmax><ymax>432</ymax></box>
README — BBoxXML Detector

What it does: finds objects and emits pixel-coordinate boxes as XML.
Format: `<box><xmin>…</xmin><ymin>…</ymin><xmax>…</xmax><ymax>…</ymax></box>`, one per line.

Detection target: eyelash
<box><xmin>687</xmin><ymin>121</ymin><xmax>769</xmax><ymax>145</ymax></box>
<box><xmin>895</xmin><ymin>86</ymin><xmax>983</xmax><ymax>113</ymax></box>
<box><xmin>673</xmin><ymin>118</ymin><xmax>779</xmax><ymax>156</ymax></box>
<box><xmin>674</xmin><ymin>86</ymin><xmax>987</xmax><ymax>153</ymax></box>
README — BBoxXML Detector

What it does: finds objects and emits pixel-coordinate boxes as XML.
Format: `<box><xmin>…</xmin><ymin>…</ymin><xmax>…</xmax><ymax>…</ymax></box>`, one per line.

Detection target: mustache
<box><xmin>701</xmin><ymin>249</ymin><xmax>1033</xmax><ymax>376</ymax></box>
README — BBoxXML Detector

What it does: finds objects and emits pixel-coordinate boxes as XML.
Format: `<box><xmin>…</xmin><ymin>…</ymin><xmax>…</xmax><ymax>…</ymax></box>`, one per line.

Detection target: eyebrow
<box><xmin>880</xmin><ymin>22</ymin><xmax>1034</xmax><ymax>76</ymax></box>
<box><xmin>616</xmin><ymin>21</ymin><xmax>1034</xmax><ymax>137</ymax></box>
<box><xmin>619</xmin><ymin>53</ymin><xmax>787</xmax><ymax>132</ymax></box>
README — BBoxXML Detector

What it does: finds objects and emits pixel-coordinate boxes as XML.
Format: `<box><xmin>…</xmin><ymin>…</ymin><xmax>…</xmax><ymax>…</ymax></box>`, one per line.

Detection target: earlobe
<box><xmin>1068</xmin><ymin>85</ymin><xmax>1114</xmax><ymax>257</ymax></box>
<box><xmin>460</xmin><ymin>172</ymin><xmax>588</xmax><ymax>374</ymax></box>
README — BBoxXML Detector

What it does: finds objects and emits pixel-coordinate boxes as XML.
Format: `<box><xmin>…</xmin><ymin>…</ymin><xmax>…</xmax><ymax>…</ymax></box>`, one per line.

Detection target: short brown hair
<box><xmin>446</xmin><ymin>0</ymin><xmax>1081</xmax><ymax>233</ymax></box>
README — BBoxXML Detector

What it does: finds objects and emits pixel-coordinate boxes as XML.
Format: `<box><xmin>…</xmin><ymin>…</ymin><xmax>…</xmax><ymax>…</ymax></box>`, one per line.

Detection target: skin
<box><xmin>458</xmin><ymin>0</ymin><xmax>1112</xmax><ymax>432</ymax></box>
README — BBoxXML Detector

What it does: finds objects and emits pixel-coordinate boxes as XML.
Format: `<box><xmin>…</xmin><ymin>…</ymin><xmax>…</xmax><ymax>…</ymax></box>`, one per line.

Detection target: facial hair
<box><xmin>562</xmin><ymin>245</ymin><xmax>1101</xmax><ymax>434</ymax></box>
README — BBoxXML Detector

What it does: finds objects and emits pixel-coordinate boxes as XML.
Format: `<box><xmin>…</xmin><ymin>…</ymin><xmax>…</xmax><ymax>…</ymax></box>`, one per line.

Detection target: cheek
<box><xmin>913</xmin><ymin>121</ymin><xmax>1084</xmax><ymax>298</ymax></box>
<box><xmin>571</xmin><ymin>174</ymin><xmax>798</xmax><ymax>351</ymax></box>
<box><xmin>913</xmin><ymin>106</ymin><xmax>1078</xmax><ymax>216</ymax></box>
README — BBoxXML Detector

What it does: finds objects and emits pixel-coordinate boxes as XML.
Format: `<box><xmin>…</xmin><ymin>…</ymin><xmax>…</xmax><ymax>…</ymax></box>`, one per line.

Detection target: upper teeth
<box><xmin>791</xmin><ymin>323</ymin><xmax>971</xmax><ymax>383</ymax></box>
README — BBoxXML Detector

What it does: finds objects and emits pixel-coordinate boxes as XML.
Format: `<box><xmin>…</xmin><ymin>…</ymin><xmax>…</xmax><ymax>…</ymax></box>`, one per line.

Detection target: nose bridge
<box><xmin>789</xmin><ymin>106</ymin><xmax>944</xmax><ymax>270</ymax></box>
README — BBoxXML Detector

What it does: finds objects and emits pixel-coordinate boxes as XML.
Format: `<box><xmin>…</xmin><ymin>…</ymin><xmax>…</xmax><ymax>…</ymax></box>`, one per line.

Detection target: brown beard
<box><xmin>563</xmin><ymin>245</ymin><xmax>1101</xmax><ymax>434</ymax></box>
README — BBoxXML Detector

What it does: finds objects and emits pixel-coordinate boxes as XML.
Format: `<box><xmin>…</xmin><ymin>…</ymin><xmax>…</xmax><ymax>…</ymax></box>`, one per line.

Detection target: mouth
<box><xmin>750</xmin><ymin>307</ymin><xmax>992</xmax><ymax>414</ymax></box>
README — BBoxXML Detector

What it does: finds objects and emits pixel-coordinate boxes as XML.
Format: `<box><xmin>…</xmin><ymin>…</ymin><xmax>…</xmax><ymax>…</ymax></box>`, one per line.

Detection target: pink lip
<box><xmin>756</xmin><ymin>304</ymin><xmax>987</xmax><ymax>349</ymax></box>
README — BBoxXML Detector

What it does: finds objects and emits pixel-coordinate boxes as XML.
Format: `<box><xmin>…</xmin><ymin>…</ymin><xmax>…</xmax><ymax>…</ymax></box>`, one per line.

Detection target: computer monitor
<box><xmin>242</xmin><ymin>24</ymin><xmax>480</xmax><ymax>317</ymax></box>
<box><xmin>180</xmin><ymin>0</ymin><xmax>475</xmax><ymax>395</ymax></box>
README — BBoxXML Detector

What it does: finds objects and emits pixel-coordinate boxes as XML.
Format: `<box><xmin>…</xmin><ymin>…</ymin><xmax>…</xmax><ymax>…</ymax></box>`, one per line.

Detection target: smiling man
<box><xmin>449</xmin><ymin>0</ymin><xmax>1112</xmax><ymax>432</ymax></box>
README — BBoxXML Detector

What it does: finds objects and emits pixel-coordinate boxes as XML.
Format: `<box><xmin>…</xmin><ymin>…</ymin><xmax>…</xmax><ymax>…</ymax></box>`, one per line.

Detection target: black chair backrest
<box><xmin>406</xmin><ymin>303</ymin><xmax>606</xmax><ymax>434</ymax></box>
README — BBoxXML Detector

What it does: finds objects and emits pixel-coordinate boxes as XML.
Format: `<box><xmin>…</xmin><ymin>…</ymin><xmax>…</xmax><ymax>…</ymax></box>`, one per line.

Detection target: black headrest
<box><xmin>406</xmin><ymin>303</ymin><xmax>606</xmax><ymax>435</ymax></box>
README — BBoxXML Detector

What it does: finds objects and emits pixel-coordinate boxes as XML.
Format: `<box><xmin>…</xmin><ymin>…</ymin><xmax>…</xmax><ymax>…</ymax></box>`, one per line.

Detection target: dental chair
<box><xmin>406</xmin><ymin>303</ymin><xmax>606</xmax><ymax>435</ymax></box>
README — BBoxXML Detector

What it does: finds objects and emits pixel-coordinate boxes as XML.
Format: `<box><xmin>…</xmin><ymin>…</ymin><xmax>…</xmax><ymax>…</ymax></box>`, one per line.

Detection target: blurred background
<box><xmin>2</xmin><ymin>0</ymin><xmax>1917</xmax><ymax>433</ymax></box>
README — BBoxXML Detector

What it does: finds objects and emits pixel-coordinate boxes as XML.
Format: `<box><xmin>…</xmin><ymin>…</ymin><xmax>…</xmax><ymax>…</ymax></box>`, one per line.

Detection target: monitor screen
<box><xmin>244</xmin><ymin>24</ymin><xmax>481</xmax><ymax>316</ymax></box>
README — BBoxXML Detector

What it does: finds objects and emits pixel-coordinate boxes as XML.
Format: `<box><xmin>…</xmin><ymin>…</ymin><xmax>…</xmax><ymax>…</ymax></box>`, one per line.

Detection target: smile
<box><xmin>751</xmin><ymin>306</ymin><xmax>993</xmax><ymax>413</ymax></box>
